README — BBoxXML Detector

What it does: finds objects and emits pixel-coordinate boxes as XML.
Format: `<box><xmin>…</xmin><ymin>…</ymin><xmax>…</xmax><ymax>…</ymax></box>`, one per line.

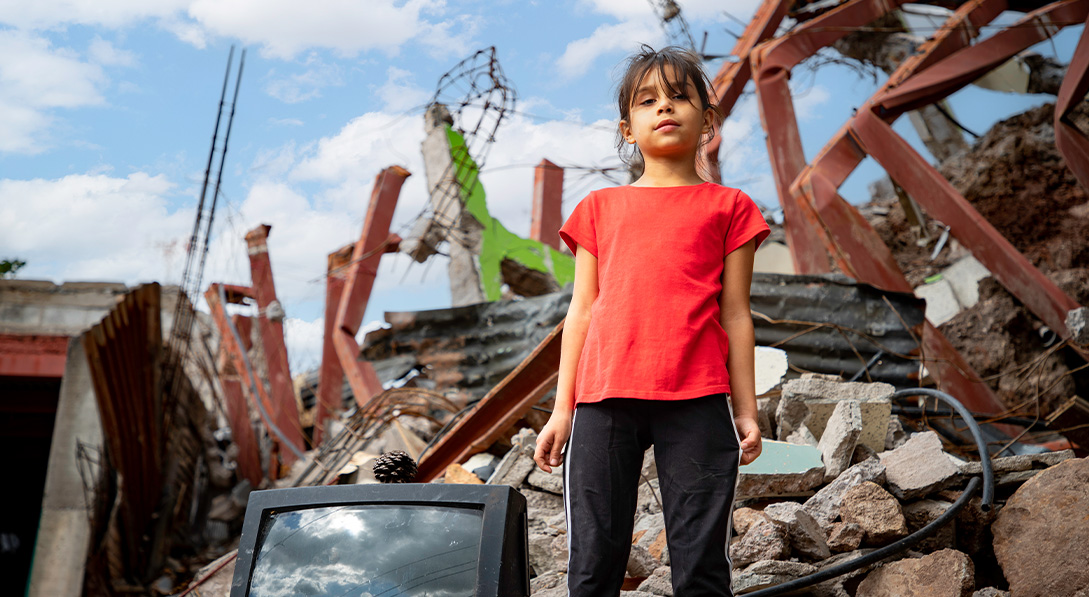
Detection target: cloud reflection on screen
<box><xmin>249</xmin><ymin>505</ymin><xmax>482</xmax><ymax>597</ymax></box>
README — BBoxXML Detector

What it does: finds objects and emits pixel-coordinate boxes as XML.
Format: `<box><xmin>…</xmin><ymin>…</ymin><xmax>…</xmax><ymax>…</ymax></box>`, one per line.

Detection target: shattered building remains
<box><xmin>6</xmin><ymin>0</ymin><xmax>1089</xmax><ymax>595</ymax></box>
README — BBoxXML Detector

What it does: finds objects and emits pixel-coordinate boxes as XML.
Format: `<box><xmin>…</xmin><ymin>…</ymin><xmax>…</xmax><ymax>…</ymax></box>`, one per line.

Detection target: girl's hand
<box><xmin>534</xmin><ymin>412</ymin><xmax>573</xmax><ymax>473</ymax></box>
<box><xmin>735</xmin><ymin>415</ymin><xmax>763</xmax><ymax>466</ymax></box>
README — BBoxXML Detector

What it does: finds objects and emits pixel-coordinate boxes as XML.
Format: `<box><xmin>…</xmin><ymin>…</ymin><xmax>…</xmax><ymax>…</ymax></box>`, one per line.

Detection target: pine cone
<box><xmin>373</xmin><ymin>450</ymin><xmax>418</xmax><ymax>483</ymax></box>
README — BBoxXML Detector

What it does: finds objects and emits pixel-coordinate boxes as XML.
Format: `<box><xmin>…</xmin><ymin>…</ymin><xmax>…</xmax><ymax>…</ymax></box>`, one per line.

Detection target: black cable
<box><xmin>933</xmin><ymin>102</ymin><xmax>981</xmax><ymax>139</ymax></box>
<box><xmin>744</xmin><ymin>388</ymin><xmax>994</xmax><ymax>596</ymax></box>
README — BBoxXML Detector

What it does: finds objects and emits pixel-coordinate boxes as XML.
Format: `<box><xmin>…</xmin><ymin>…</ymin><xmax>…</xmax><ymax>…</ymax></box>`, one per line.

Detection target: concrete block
<box><xmin>916</xmin><ymin>277</ymin><xmax>961</xmax><ymax>326</ymax></box>
<box><xmin>732</xmin><ymin>560</ymin><xmax>817</xmax><ymax>595</ymax></box>
<box><xmin>856</xmin><ymin>549</ymin><xmax>974</xmax><ymax>597</ymax></box>
<box><xmin>880</xmin><ymin>431</ymin><xmax>959</xmax><ymax>499</ymax></box>
<box><xmin>944</xmin><ymin>255</ymin><xmax>990</xmax><ymax>309</ymax></box>
<box><xmin>827</xmin><ymin>522</ymin><xmax>864</xmax><ymax>553</ymax></box>
<box><xmin>958</xmin><ymin>449</ymin><xmax>1073</xmax><ymax>475</ymax></box>
<box><xmin>818</xmin><ymin>400</ymin><xmax>863</xmax><ymax>481</ymax></box>
<box><xmin>839</xmin><ymin>481</ymin><xmax>908</xmax><ymax>545</ymax></box>
<box><xmin>737</xmin><ymin>440</ymin><xmax>825</xmax><ymax>499</ymax></box>
<box><xmin>527</xmin><ymin>467</ymin><xmax>563</xmax><ymax>495</ymax></box>
<box><xmin>755</xmin><ymin>346</ymin><xmax>789</xmax><ymax>396</ymax></box>
<box><xmin>780</xmin><ymin>378</ymin><xmax>893</xmax><ymax>453</ymax></box>
<box><xmin>487</xmin><ymin>448</ymin><xmax>535</xmax><ymax>487</ymax></box>
<box><xmin>763</xmin><ymin>501</ymin><xmax>831</xmax><ymax>560</ymax></box>
<box><xmin>729</xmin><ymin>520</ymin><xmax>790</xmax><ymax>568</ymax></box>
<box><xmin>802</xmin><ymin>458</ymin><xmax>886</xmax><ymax>530</ymax></box>
<box><xmin>785</xmin><ymin>424</ymin><xmax>818</xmax><ymax>448</ymax></box>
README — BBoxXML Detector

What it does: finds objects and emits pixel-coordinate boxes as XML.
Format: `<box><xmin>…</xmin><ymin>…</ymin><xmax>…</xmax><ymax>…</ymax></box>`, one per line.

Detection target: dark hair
<box><xmin>615</xmin><ymin>44</ymin><xmax>716</xmax><ymax>167</ymax></box>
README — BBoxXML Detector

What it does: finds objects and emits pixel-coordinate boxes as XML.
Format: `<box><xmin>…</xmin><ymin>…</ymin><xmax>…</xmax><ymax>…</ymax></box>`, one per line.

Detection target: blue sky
<box><xmin>0</xmin><ymin>0</ymin><xmax>1079</xmax><ymax>372</ymax></box>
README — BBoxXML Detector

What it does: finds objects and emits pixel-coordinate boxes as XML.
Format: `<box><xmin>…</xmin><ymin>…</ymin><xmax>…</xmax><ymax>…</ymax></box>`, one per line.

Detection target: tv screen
<box><xmin>232</xmin><ymin>484</ymin><xmax>528</xmax><ymax>597</ymax></box>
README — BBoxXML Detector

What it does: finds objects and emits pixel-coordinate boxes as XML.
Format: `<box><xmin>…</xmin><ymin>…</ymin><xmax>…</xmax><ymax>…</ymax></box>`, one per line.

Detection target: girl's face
<box><xmin>619</xmin><ymin>65</ymin><xmax>714</xmax><ymax>162</ymax></box>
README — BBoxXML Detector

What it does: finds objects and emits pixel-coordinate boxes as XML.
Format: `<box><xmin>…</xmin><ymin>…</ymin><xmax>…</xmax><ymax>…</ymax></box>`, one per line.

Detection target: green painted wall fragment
<box><xmin>445</xmin><ymin>124</ymin><xmax>574</xmax><ymax>301</ymax></box>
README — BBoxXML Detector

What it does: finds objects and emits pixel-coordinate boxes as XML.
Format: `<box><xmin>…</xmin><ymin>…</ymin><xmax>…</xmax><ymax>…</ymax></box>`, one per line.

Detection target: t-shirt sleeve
<box><xmin>559</xmin><ymin>193</ymin><xmax>598</xmax><ymax>257</ymax></box>
<box><xmin>724</xmin><ymin>190</ymin><xmax>771</xmax><ymax>256</ymax></box>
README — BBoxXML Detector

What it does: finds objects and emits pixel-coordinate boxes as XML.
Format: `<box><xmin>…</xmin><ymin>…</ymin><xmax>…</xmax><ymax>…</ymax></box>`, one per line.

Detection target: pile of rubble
<box><xmin>438</xmin><ymin>375</ymin><xmax>1089</xmax><ymax>596</ymax></box>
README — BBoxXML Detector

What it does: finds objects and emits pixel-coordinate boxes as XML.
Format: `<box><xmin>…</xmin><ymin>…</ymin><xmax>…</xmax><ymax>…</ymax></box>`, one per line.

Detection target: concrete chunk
<box><xmin>733</xmin><ymin>560</ymin><xmax>817</xmax><ymax>595</ymax></box>
<box><xmin>803</xmin><ymin>458</ymin><xmax>886</xmax><ymax>530</ymax></box>
<box><xmin>755</xmin><ymin>346</ymin><xmax>789</xmax><ymax>396</ymax></box>
<box><xmin>958</xmin><ymin>449</ymin><xmax>1074</xmax><ymax>475</ymax></box>
<box><xmin>780</xmin><ymin>378</ymin><xmax>893</xmax><ymax>452</ymax></box>
<box><xmin>880</xmin><ymin>431</ymin><xmax>959</xmax><ymax>499</ymax></box>
<box><xmin>818</xmin><ymin>400</ymin><xmax>863</xmax><ymax>481</ymax></box>
<box><xmin>728</xmin><ymin>520</ymin><xmax>791</xmax><ymax>568</ymax></box>
<box><xmin>857</xmin><ymin>549</ymin><xmax>974</xmax><ymax>597</ymax></box>
<box><xmin>763</xmin><ymin>501</ymin><xmax>831</xmax><ymax>560</ymax></box>
<box><xmin>737</xmin><ymin>440</ymin><xmax>825</xmax><ymax>498</ymax></box>
<box><xmin>827</xmin><ymin>522</ymin><xmax>864</xmax><ymax>553</ymax></box>
<box><xmin>839</xmin><ymin>481</ymin><xmax>908</xmax><ymax>545</ymax></box>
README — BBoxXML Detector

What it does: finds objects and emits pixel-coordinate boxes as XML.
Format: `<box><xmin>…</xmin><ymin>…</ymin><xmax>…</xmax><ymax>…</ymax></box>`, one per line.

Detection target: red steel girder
<box><xmin>416</xmin><ymin>321</ymin><xmax>563</xmax><ymax>482</ymax></box>
<box><xmin>703</xmin><ymin>0</ymin><xmax>793</xmax><ymax>181</ymax></box>
<box><xmin>214</xmin><ymin>314</ymin><xmax>263</xmax><ymax>486</ymax></box>
<box><xmin>333</xmin><ymin>166</ymin><xmax>411</xmax><ymax>409</ymax></box>
<box><xmin>315</xmin><ymin>243</ymin><xmax>353</xmax><ymax>444</ymax></box>
<box><xmin>0</xmin><ymin>333</ymin><xmax>69</xmax><ymax>378</ymax></box>
<box><xmin>530</xmin><ymin>159</ymin><xmax>563</xmax><ymax>251</ymax></box>
<box><xmin>1055</xmin><ymin>13</ymin><xmax>1089</xmax><ymax>192</ymax></box>
<box><xmin>245</xmin><ymin>224</ymin><xmax>305</xmax><ymax>462</ymax></box>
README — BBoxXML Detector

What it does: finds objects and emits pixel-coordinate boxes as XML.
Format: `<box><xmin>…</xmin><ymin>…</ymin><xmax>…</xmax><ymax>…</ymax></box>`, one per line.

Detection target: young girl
<box><xmin>532</xmin><ymin>46</ymin><xmax>769</xmax><ymax>597</ymax></box>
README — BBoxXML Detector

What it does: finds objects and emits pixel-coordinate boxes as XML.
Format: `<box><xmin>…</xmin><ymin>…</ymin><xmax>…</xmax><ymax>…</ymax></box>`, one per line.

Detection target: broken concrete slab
<box><xmin>916</xmin><ymin>276</ymin><xmax>963</xmax><ymax>326</ymax></box>
<box><xmin>526</xmin><ymin>468</ymin><xmax>563</xmax><ymax>495</ymax></box>
<box><xmin>733</xmin><ymin>507</ymin><xmax>766</xmax><ymax>537</ymax></box>
<box><xmin>733</xmin><ymin>560</ymin><xmax>818</xmax><ymax>595</ymax></box>
<box><xmin>636</xmin><ymin>566</ymin><xmax>672</xmax><ymax>596</ymax></box>
<box><xmin>785</xmin><ymin>423</ymin><xmax>819</xmax><ymax>448</ymax></box>
<box><xmin>486</xmin><ymin>446</ymin><xmax>535</xmax><ymax>487</ymax></box>
<box><xmin>775</xmin><ymin>396</ymin><xmax>811</xmax><ymax>442</ymax></box>
<box><xmin>737</xmin><ymin>440</ymin><xmax>825</xmax><ymax>498</ymax></box>
<box><xmin>803</xmin><ymin>457</ymin><xmax>886</xmax><ymax>529</ymax></box>
<box><xmin>755</xmin><ymin>346</ymin><xmax>789</xmax><ymax>396</ymax></box>
<box><xmin>779</xmin><ymin>378</ymin><xmax>893</xmax><ymax>452</ymax></box>
<box><xmin>856</xmin><ymin>549</ymin><xmax>974</xmax><ymax>597</ymax></box>
<box><xmin>627</xmin><ymin>544</ymin><xmax>659</xmax><ymax>579</ymax></box>
<box><xmin>992</xmin><ymin>458</ymin><xmax>1089</xmax><ymax>597</ymax></box>
<box><xmin>728</xmin><ymin>519</ymin><xmax>791</xmax><ymax>568</ymax></box>
<box><xmin>957</xmin><ymin>448</ymin><xmax>1073</xmax><ymax>475</ymax></box>
<box><xmin>879</xmin><ymin>431</ymin><xmax>959</xmax><ymax>499</ymax></box>
<box><xmin>885</xmin><ymin>415</ymin><xmax>908</xmax><ymax>451</ymax></box>
<box><xmin>818</xmin><ymin>400</ymin><xmax>863</xmax><ymax>481</ymax></box>
<box><xmin>763</xmin><ymin>501</ymin><xmax>831</xmax><ymax>560</ymax></box>
<box><xmin>839</xmin><ymin>481</ymin><xmax>909</xmax><ymax>545</ymax></box>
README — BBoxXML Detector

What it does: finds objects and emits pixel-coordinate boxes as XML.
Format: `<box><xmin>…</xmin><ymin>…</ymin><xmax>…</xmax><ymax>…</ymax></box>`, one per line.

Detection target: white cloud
<box><xmin>557</xmin><ymin>20</ymin><xmax>665</xmax><ymax>79</ymax></box>
<box><xmin>0</xmin><ymin>172</ymin><xmax>191</xmax><ymax>282</ymax></box>
<box><xmin>187</xmin><ymin>0</ymin><xmax>447</xmax><ymax>59</ymax></box>
<box><xmin>0</xmin><ymin>30</ymin><xmax>108</xmax><ymax>153</ymax></box>
<box><xmin>265</xmin><ymin>54</ymin><xmax>343</xmax><ymax>104</ymax></box>
<box><xmin>0</xmin><ymin>0</ymin><xmax>188</xmax><ymax>29</ymax></box>
<box><xmin>375</xmin><ymin>66</ymin><xmax>431</xmax><ymax>113</ymax></box>
<box><xmin>88</xmin><ymin>37</ymin><xmax>138</xmax><ymax>67</ymax></box>
<box><xmin>580</xmin><ymin>0</ymin><xmax>763</xmax><ymax>22</ymax></box>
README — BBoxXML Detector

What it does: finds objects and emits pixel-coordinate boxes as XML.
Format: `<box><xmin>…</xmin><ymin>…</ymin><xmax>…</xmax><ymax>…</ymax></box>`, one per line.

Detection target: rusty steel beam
<box><xmin>703</xmin><ymin>0</ymin><xmax>793</xmax><ymax>182</ymax></box>
<box><xmin>333</xmin><ymin>166</ymin><xmax>411</xmax><ymax>409</ymax></box>
<box><xmin>315</xmin><ymin>244</ymin><xmax>354</xmax><ymax>445</ymax></box>
<box><xmin>416</xmin><ymin>321</ymin><xmax>563</xmax><ymax>482</ymax></box>
<box><xmin>244</xmin><ymin>224</ymin><xmax>305</xmax><ymax>462</ymax></box>
<box><xmin>215</xmin><ymin>315</ymin><xmax>263</xmax><ymax>486</ymax></box>
<box><xmin>1055</xmin><ymin>14</ymin><xmax>1089</xmax><ymax>193</ymax></box>
<box><xmin>0</xmin><ymin>333</ymin><xmax>69</xmax><ymax>378</ymax></box>
<box><xmin>205</xmin><ymin>283</ymin><xmax>289</xmax><ymax>476</ymax></box>
<box><xmin>530</xmin><ymin>159</ymin><xmax>563</xmax><ymax>251</ymax></box>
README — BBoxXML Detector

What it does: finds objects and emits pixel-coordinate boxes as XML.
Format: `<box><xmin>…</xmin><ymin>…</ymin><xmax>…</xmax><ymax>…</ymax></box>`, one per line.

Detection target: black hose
<box><xmin>742</xmin><ymin>388</ymin><xmax>994</xmax><ymax>596</ymax></box>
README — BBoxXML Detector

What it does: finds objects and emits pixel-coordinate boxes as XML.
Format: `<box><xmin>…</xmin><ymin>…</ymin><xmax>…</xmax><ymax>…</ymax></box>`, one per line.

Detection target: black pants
<box><xmin>564</xmin><ymin>394</ymin><xmax>742</xmax><ymax>597</ymax></box>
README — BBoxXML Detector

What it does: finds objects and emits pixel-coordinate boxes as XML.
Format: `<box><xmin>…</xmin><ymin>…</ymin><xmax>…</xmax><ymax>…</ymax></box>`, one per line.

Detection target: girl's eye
<box><xmin>640</xmin><ymin>98</ymin><xmax>655</xmax><ymax>105</ymax></box>
<box><xmin>673</xmin><ymin>93</ymin><xmax>687</xmax><ymax>100</ymax></box>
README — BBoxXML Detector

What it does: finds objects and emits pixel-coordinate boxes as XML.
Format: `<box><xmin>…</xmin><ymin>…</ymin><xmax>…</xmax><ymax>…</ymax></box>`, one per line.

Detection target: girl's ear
<box><xmin>702</xmin><ymin>106</ymin><xmax>717</xmax><ymax>136</ymax></box>
<box><xmin>618</xmin><ymin>120</ymin><xmax>636</xmax><ymax>144</ymax></box>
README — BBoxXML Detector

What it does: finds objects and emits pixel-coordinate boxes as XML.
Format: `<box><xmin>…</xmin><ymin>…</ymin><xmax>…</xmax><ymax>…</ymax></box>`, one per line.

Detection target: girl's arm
<box><xmin>720</xmin><ymin>239</ymin><xmax>762</xmax><ymax>465</ymax></box>
<box><xmin>534</xmin><ymin>245</ymin><xmax>599</xmax><ymax>473</ymax></box>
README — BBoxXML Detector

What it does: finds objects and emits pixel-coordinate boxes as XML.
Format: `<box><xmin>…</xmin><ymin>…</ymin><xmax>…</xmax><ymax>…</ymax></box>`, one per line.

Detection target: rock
<box><xmin>776</xmin><ymin>397</ymin><xmax>811</xmax><ymax>441</ymax></box>
<box><xmin>530</xmin><ymin>570</ymin><xmax>565</xmax><ymax>593</ymax></box>
<box><xmin>992</xmin><ymin>458</ymin><xmax>1089</xmax><ymax>597</ymax></box>
<box><xmin>463</xmin><ymin>452</ymin><xmax>499</xmax><ymax>481</ymax></box>
<box><xmin>971</xmin><ymin>589</ymin><xmax>1009</xmax><ymax>597</ymax></box>
<box><xmin>510</xmin><ymin>427</ymin><xmax>538</xmax><ymax>455</ymax></box>
<box><xmin>958</xmin><ymin>449</ymin><xmax>1074</xmax><ymax>475</ymax></box>
<box><xmin>826</xmin><ymin>522</ymin><xmax>864</xmax><ymax>552</ymax></box>
<box><xmin>733</xmin><ymin>507</ymin><xmax>766</xmax><ymax>536</ymax></box>
<box><xmin>621</xmin><ymin>591</ymin><xmax>656</xmax><ymax>597</ymax></box>
<box><xmin>526</xmin><ymin>468</ymin><xmax>564</xmax><ymax>494</ymax></box>
<box><xmin>779</xmin><ymin>378</ymin><xmax>893</xmax><ymax>452</ymax></box>
<box><xmin>529</xmin><ymin>532</ymin><xmax>558</xmax><ymax>575</ymax></box>
<box><xmin>641</xmin><ymin>447</ymin><xmax>657</xmax><ymax>481</ymax></box>
<box><xmin>758</xmin><ymin>395</ymin><xmax>780</xmax><ymax>439</ymax></box>
<box><xmin>550</xmin><ymin>534</ymin><xmax>569</xmax><ymax>573</ymax></box>
<box><xmin>732</xmin><ymin>560</ymin><xmax>818</xmax><ymax>594</ymax></box>
<box><xmin>886</xmin><ymin>415</ymin><xmax>908</xmax><ymax>451</ymax></box>
<box><xmin>635</xmin><ymin>513</ymin><xmax>669</xmax><ymax>563</ymax></box>
<box><xmin>522</xmin><ymin>488</ymin><xmax>564</xmax><ymax>530</ymax></box>
<box><xmin>879</xmin><ymin>431</ymin><xmax>959</xmax><ymax>499</ymax></box>
<box><xmin>487</xmin><ymin>446</ymin><xmax>535</xmax><ymax>487</ymax></box>
<box><xmin>627</xmin><ymin>544</ymin><xmax>659</xmax><ymax>579</ymax></box>
<box><xmin>532</xmin><ymin>587</ymin><xmax>567</xmax><ymax>597</ymax></box>
<box><xmin>728</xmin><ymin>519</ymin><xmax>791</xmax><ymax>568</ymax></box>
<box><xmin>636</xmin><ymin>566</ymin><xmax>673</xmax><ymax>596</ymax></box>
<box><xmin>856</xmin><ymin>549</ymin><xmax>974</xmax><ymax>597</ymax></box>
<box><xmin>785</xmin><ymin>423</ymin><xmax>819</xmax><ymax>447</ymax></box>
<box><xmin>851</xmin><ymin>442</ymin><xmax>878</xmax><ymax>466</ymax></box>
<box><xmin>819</xmin><ymin>400</ymin><xmax>863</xmax><ymax>481</ymax></box>
<box><xmin>637</xmin><ymin>478</ymin><xmax>663</xmax><ymax>515</ymax></box>
<box><xmin>902</xmin><ymin>499</ymin><xmax>955</xmax><ymax>552</ymax></box>
<box><xmin>444</xmin><ymin>463</ymin><xmax>483</xmax><ymax>484</ymax></box>
<box><xmin>738</xmin><ymin>440</ymin><xmax>826</xmax><ymax>498</ymax></box>
<box><xmin>936</xmin><ymin>489</ymin><xmax>995</xmax><ymax>556</ymax></box>
<box><xmin>840</xmin><ymin>481</ymin><xmax>909</xmax><ymax>545</ymax></box>
<box><xmin>803</xmin><ymin>458</ymin><xmax>886</xmax><ymax>529</ymax></box>
<box><xmin>763</xmin><ymin>501</ymin><xmax>831</xmax><ymax>560</ymax></box>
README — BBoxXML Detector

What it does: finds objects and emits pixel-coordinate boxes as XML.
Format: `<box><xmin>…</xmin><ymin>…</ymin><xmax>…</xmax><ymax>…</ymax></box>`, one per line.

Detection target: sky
<box><xmin>0</xmin><ymin>0</ymin><xmax>1080</xmax><ymax>374</ymax></box>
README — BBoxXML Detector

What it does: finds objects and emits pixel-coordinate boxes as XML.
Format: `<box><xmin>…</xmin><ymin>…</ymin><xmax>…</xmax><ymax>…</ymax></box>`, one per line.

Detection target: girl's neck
<box><xmin>631</xmin><ymin>158</ymin><xmax>705</xmax><ymax>187</ymax></box>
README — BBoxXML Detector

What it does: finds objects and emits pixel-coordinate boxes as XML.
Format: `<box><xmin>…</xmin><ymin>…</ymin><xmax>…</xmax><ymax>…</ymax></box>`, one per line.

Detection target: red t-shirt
<box><xmin>558</xmin><ymin>182</ymin><xmax>770</xmax><ymax>405</ymax></box>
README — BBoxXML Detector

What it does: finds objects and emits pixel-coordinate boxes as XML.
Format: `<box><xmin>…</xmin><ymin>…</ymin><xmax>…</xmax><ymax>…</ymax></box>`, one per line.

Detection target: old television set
<box><xmin>230</xmin><ymin>483</ymin><xmax>529</xmax><ymax>597</ymax></box>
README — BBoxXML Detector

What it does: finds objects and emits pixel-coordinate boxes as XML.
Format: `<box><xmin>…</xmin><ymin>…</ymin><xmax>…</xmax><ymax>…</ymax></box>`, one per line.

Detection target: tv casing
<box><xmin>230</xmin><ymin>483</ymin><xmax>529</xmax><ymax>597</ymax></box>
